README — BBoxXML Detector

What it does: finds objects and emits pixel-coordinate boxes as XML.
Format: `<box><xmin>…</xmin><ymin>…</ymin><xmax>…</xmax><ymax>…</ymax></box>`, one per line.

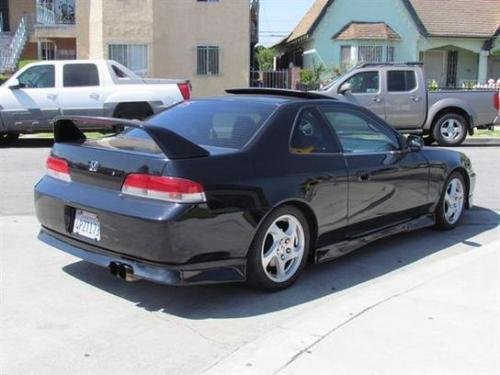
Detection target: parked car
<box><xmin>0</xmin><ymin>60</ymin><xmax>191</xmax><ymax>144</ymax></box>
<box><xmin>320</xmin><ymin>63</ymin><xmax>500</xmax><ymax>146</ymax></box>
<box><xmin>35</xmin><ymin>88</ymin><xmax>475</xmax><ymax>291</ymax></box>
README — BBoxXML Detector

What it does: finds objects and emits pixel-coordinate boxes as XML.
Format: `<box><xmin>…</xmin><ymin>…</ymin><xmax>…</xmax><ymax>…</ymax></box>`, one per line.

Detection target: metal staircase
<box><xmin>0</xmin><ymin>15</ymin><xmax>30</xmax><ymax>74</ymax></box>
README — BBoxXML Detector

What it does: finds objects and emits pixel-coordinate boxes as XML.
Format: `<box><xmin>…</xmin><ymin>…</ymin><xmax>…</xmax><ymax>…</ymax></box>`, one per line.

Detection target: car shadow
<box><xmin>63</xmin><ymin>206</ymin><xmax>499</xmax><ymax>320</ymax></box>
<box><xmin>0</xmin><ymin>138</ymin><xmax>54</xmax><ymax>149</ymax></box>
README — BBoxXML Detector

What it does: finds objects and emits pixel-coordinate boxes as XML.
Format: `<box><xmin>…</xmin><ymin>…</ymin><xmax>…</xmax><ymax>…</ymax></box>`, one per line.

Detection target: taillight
<box><xmin>121</xmin><ymin>174</ymin><xmax>205</xmax><ymax>203</ymax></box>
<box><xmin>46</xmin><ymin>156</ymin><xmax>71</xmax><ymax>182</ymax></box>
<box><xmin>494</xmin><ymin>92</ymin><xmax>499</xmax><ymax>111</ymax></box>
<box><xmin>178</xmin><ymin>82</ymin><xmax>191</xmax><ymax>100</ymax></box>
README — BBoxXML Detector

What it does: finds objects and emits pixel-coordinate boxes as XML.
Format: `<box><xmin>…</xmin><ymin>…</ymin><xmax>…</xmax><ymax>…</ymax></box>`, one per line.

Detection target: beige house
<box><xmin>0</xmin><ymin>0</ymin><xmax>258</xmax><ymax>97</ymax></box>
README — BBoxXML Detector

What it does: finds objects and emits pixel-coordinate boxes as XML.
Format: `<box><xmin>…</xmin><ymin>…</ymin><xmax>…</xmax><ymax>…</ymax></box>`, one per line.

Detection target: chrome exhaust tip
<box><xmin>109</xmin><ymin>262</ymin><xmax>139</xmax><ymax>282</ymax></box>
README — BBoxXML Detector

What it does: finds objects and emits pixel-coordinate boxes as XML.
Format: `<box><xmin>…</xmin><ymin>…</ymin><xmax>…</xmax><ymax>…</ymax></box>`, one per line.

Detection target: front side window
<box><xmin>290</xmin><ymin>108</ymin><xmax>338</xmax><ymax>154</ymax></box>
<box><xmin>388</xmin><ymin>70</ymin><xmax>417</xmax><ymax>92</ymax></box>
<box><xmin>321</xmin><ymin>108</ymin><xmax>400</xmax><ymax>153</ymax></box>
<box><xmin>146</xmin><ymin>100</ymin><xmax>276</xmax><ymax>150</ymax></box>
<box><xmin>63</xmin><ymin>63</ymin><xmax>99</xmax><ymax>87</ymax></box>
<box><xmin>109</xmin><ymin>44</ymin><xmax>148</xmax><ymax>76</ymax></box>
<box><xmin>344</xmin><ymin>71</ymin><xmax>379</xmax><ymax>94</ymax></box>
<box><xmin>17</xmin><ymin>65</ymin><xmax>55</xmax><ymax>88</ymax></box>
<box><xmin>197</xmin><ymin>46</ymin><xmax>220</xmax><ymax>75</ymax></box>
<box><xmin>340</xmin><ymin>45</ymin><xmax>352</xmax><ymax>68</ymax></box>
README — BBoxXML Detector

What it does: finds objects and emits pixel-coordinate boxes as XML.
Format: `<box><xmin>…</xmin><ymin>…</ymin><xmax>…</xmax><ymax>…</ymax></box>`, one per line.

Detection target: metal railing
<box><xmin>0</xmin><ymin>16</ymin><xmax>30</xmax><ymax>73</ymax></box>
<box><xmin>36</xmin><ymin>0</ymin><xmax>75</xmax><ymax>25</ymax></box>
<box><xmin>250</xmin><ymin>70</ymin><xmax>290</xmax><ymax>89</ymax></box>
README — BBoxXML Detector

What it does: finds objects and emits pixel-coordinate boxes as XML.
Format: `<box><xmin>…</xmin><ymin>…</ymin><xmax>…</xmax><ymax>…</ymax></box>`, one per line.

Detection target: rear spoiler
<box><xmin>53</xmin><ymin>116</ymin><xmax>209</xmax><ymax>159</ymax></box>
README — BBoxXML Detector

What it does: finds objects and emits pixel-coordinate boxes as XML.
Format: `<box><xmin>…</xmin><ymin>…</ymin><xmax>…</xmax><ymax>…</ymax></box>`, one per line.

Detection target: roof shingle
<box><xmin>408</xmin><ymin>0</ymin><xmax>500</xmax><ymax>37</ymax></box>
<box><xmin>332</xmin><ymin>22</ymin><xmax>401</xmax><ymax>40</ymax></box>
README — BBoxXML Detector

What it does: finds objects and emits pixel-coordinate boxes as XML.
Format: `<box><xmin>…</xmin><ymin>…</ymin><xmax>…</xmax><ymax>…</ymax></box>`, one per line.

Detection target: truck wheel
<box><xmin>432</xmin><ymin>113</ymin><xmax>468</xmax><ymax>147</ymax></box>
<box><xmin>0</xmin><ymin>133</ymin><xmax>20</xmax><ymax>145</ymax></box>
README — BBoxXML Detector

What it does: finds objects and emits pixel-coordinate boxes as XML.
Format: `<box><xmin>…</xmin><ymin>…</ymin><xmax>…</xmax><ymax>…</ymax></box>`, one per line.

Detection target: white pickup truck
<box><xmin>0</xmin><ymin>60</ymin><xmax>190</xmax><ymax>143</ymax></box>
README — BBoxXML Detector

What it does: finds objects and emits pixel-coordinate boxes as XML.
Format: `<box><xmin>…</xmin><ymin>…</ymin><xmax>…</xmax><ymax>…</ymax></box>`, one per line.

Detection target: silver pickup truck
<box><xmin>0</xmin><ymin>60</ymin><xmax>190</xmax><ymax>144</ymax></box>
<box><xmin>320</xmin><ymin>63</ymin><xmax>500</xmax><ymax>146</ymax></box>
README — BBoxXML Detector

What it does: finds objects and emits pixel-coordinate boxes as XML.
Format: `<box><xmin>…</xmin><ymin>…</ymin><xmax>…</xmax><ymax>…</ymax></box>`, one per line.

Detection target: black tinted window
<box><xmin>63</xmin><ymin>64</ymin><xmax>99</xmax><ymax>87</ymax></box>
<box><xmin>321</xmin><ymin>108</ymin><xmax>400</xmax><ymax>153</ymax></box>
<box><xmin>18</xmin><ymin>65</ymin><xmax>55</xmax><ymax>88</ymax></box>
<box><xmin>388</xmin><ymin>70</ymin><xmax>417</xmax><ymax>92</ymax></box>
<box><xmin>146</xmin><ymin>100</ymin><xmax>276</xmax><ymax>149</ymax></box>
<box><xmin>344</xmin><ymin>71</ymin><xmax>379</xmax><ymax>94</ymax></box>
<box><xmin>290</xmin><ymin>108</ymin><xmax>338</xmax><ymax>154</ymax></box>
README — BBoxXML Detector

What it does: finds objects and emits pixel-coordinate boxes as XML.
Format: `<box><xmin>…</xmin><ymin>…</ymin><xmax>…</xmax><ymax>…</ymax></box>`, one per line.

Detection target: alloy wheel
<box><xmin>439</xmin><ymin>119</ymin><xmax>464</xmax><ymax>143</ymax></box>
<box><xmin>444</xmin><ymin>177</ymin><xmax>465</xmax><ymax>225</ymax></box>
<box><xmin>261</xmin><ymin>214</ymin><xmax>305</xmax><ymax>283</ymax></box>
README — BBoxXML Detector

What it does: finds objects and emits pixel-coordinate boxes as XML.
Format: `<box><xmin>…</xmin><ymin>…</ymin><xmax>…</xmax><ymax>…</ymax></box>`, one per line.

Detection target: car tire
<box><xmin>0</xmin><ymin>132</ymin><xmax>20</xmax><ymax>145</ymax></box>
<box><xmin>432</xmin><ymin>113</ymin><xmax>468</xmax><ymax>147</ymax></box>
<box><xmin>435</xmin><ymin>172</ymin><xmax>466</xmax><ymax>230</ymax></box>
<box><xmin>246</xmin><ymin>206</ymin><xmax>310</xmax><ymax>292</ymax></box>
<box><xmin>423</xmin><ymin>135</ymin><xmax>435</xmax><ymax>146</ymax></box>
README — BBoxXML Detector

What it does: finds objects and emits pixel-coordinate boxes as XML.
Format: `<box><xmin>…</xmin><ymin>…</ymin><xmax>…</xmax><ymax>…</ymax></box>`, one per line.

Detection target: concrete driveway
<box><xmin>1</xmin><ymin>141</ymin><xmax>499</xmax><ymax>374</ymax></box>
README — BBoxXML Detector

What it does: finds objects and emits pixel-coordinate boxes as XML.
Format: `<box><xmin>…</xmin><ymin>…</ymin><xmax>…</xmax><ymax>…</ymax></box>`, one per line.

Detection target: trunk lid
<box><xmin>51</xmin><ymin>116</ymin><xmax>209</xmax><ymax>190</ymax></box>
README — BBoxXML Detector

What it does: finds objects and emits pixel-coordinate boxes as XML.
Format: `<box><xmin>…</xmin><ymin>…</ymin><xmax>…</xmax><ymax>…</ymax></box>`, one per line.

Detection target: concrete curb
<box><xmin>464</xmin><ymin>137</ymin><xmax>500</xmax><ymax>146</ymax></box>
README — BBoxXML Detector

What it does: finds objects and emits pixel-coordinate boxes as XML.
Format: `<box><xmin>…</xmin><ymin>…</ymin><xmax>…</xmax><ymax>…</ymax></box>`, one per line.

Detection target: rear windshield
<box><xmin>145</xmin><ymin>100</ymin><xmax>277</xmax><ymax>149</ymax></box>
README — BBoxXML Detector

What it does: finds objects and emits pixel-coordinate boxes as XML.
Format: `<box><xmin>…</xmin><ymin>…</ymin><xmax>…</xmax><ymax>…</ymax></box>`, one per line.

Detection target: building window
<box><xmin>108</xmin><ymin>44</ymin><xmax>148</xmax><ymax>76</ymax></box>
<box><xmin>197</xmin><ymin>46</ymin><xmax>220</xmax><ymax>76</ymax></box>
<box><xmin>340</xmin><ymin>45</ymin><xmax>352</xmax><ymax>69</ymax></box>
<box><xmin>40</xmin><ymin>40</ymin><xmax>56</xmax><ymax>60</ymax></box>
<box><xmin>58</xmin><ymin>48</ymin><xmax>76</xmax><ymax>60</ymax></box>
<box><xmin>358</xmin><ymin>46</ymin><xmax>383</xmax><ymax>63</ymax></box>
<box><xmin>386</xmin><ymin>46</ymin><xmax>395</xmax><ymax>62</ymax></box>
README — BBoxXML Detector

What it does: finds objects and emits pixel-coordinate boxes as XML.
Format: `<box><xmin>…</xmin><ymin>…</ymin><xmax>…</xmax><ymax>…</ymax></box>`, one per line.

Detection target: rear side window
<box><xmin>387</xmin><ymin>70</ymin><xmax>417</xmax><ymax>92</ymax></box>
<box><xmin>63</xmin><ymin>64</ymin><xmax>100</xmax><ymax>87</ymax></box>
<box><xmin>146</xmin><ymin>100</ymin><xmax>277</xmax><ymax>149</ymax></box>
<box><xmin>290</xmin><ymin>108</ymin><xmax>339</xmax><ymax>154</ymax></box>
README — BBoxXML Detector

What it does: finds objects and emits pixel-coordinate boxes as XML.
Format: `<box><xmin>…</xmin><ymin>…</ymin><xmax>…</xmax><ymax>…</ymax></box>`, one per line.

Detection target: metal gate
<box><xmin>250</xmin><ymin>70</ymin><xmax>289</xmax><ymax>89</ymax></box>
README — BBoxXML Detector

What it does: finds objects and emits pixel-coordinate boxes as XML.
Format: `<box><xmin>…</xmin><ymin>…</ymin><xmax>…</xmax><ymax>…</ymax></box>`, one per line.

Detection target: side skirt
<box><xmin>314</xmin><ymin>214</ymin><xmax>436</xmax><ymax>264</ymax></box>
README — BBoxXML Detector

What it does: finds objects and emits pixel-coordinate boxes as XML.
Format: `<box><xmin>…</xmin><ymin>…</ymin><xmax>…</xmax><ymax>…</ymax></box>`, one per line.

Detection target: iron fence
<box><xmin>250</xmin><ymin>70</ymin><xmax>289</xmax><ymax>89</ymax></box>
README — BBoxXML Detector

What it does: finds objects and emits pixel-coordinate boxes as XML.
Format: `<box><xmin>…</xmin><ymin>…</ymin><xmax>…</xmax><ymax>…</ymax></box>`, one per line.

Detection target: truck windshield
<box><xmin>145</xmin><ymin>100</ymin><xmax>277</xmax><ymax>150</ymax></box>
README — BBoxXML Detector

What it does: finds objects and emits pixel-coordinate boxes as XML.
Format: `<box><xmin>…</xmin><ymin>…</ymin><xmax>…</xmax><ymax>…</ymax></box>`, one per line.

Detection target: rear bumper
<box><xmin>39</xmin><ymin>228</ymin><xmax>246</xmax><ymax>285</ymax></box>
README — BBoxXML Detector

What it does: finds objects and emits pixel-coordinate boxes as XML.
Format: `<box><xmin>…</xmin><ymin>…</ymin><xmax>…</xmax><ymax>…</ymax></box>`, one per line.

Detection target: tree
<box><xmin>255</xmin><ymin>45</ymin><xmax>275</xmax><ymax>71</ymax></box>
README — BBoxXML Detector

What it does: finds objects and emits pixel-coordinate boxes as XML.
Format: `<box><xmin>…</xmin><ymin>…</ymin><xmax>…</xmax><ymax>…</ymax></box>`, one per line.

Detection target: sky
<box><xmin>258</xmin><ymin>0</ymin><xmax>316</xmax><ymax>47</ymax></box>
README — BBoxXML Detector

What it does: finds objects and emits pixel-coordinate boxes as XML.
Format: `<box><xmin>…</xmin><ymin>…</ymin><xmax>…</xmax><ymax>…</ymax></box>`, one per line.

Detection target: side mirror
<box><xmin>406</xmin><ymin>135</ymin><xmax>424</xmax><ymax>152</ymax></box>
<box><xmin>8</xmin><ymin>78</ymin><xmax>20</xmax><ymax>89</ymax></box>
<box><xmin>339</xmin><ymin>83</ymin><xmax>352</xmax><ymax>95</ymax></box>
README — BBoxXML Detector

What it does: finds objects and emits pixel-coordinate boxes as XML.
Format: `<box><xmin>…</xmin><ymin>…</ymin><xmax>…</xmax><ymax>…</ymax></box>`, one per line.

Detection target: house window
<box><xmin>109</xmin><ymin>44</ymin><xmax>148</xmax><ymax>76</ymax></box>
<box><xmin>358</xmin><ymin>46</ymin><xmax>383</xmax><ymax>63</ymax></box>
<box><xmin>386</xmin><ymin>46</ymin><xmax>395</xmax><ymax>62</ymax></box>
<box><xmin>340</xmin><ymin>46</ymin><xmax>352</xmax><ymax>68</ymax></box>
<box><xmin>197</xmin><ymin>46</ymin><xmax>220</xmax><ymax>75</ymax></box>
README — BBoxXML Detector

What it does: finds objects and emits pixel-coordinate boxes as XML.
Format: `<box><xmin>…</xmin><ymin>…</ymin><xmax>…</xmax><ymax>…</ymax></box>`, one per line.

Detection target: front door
<box><xmin>319</xmin><ymin>105</ymin><xmax>430</xmax><ymax>236</ymax></box>
<box><xmin>384</xmin><ymin>69</ymin><xmax>426</xmax><ymax>128</ymax></box>
<box><xmin>0</xmin><ymin>0</ymin><xmax>9</xmax><ymax>32</ymax></box>
<box><xmin>339</xmin><ymin>70</ymin><xmax>386</xmax><ymax>121</ymax></box>
<box><xmin>0</xmin><ymin>64</ymin><xmax>59</xmax><ymax>131</ymax></box>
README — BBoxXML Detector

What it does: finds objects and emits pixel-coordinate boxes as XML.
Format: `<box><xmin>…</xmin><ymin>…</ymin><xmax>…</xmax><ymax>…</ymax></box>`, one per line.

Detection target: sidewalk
<box><xmin>206</xmin><ymin>236</ymin><xmax>500</xmax><ymax>375</ymax></box>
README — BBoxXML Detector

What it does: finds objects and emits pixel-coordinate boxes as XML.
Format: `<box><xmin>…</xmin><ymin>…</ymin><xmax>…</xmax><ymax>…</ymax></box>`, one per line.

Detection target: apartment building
<box><xmin>0</xmin><ymin>0</ymin><xmax>259</xmax><ymax>96</ymax></box>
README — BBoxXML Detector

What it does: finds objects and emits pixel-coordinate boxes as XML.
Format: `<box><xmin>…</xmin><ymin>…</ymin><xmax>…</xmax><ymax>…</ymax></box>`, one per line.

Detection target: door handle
<box><xmin>90</xmin><ymin>93</ymin><xmax>100</xmax><ymax>100</ymax></box>
<box><xmin>372</xmin><ymin>96</ymin><xmax>382</xmax><ymax>103</ymax></box>
<box><xmin>410</xmin><ymin>95</ymin><xmax>422</xmax><ymax>102</ymax></box>
<box><xmin>47</xmin><ymin>94</ymin><xmax>57</xmax><ymax>100</ymax></box>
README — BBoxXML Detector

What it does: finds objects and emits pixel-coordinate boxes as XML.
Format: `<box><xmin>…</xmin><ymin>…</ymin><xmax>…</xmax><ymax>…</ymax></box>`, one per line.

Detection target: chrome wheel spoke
<box><xmin>443</xmin><ymin>177</ymin><xmax>464</xmax><ymax>225</ymax></box>
<box><xmin>261</xmin><ymin>214</ymin><xmax>305</xmax><ymax>283</ymax></box>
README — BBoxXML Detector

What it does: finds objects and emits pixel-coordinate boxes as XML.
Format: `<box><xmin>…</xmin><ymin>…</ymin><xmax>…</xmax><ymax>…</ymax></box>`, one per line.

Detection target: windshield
<box><xmin>322</xmin><ymin>69</ymin><xmax>353</xmax><ymax>91</ymax></box>
<box><xmin>145</xmin><ymin>100</ymin><xmax>278</xmax><ymax>150</ymax></box>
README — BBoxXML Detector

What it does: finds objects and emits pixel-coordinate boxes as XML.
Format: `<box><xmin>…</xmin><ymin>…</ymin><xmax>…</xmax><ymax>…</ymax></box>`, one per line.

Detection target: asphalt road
<box><xmin>1</xmin><ymin>140</ymin><xmax>499</xmax><ymax>374</ymax></box>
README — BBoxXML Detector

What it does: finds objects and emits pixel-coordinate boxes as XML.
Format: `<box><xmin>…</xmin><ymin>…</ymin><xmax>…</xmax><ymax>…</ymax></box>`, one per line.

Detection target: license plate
<box><xmin>73</xmin><ymin>209</ymin><xmax>101</xmax><ymax>241</ymax></box>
